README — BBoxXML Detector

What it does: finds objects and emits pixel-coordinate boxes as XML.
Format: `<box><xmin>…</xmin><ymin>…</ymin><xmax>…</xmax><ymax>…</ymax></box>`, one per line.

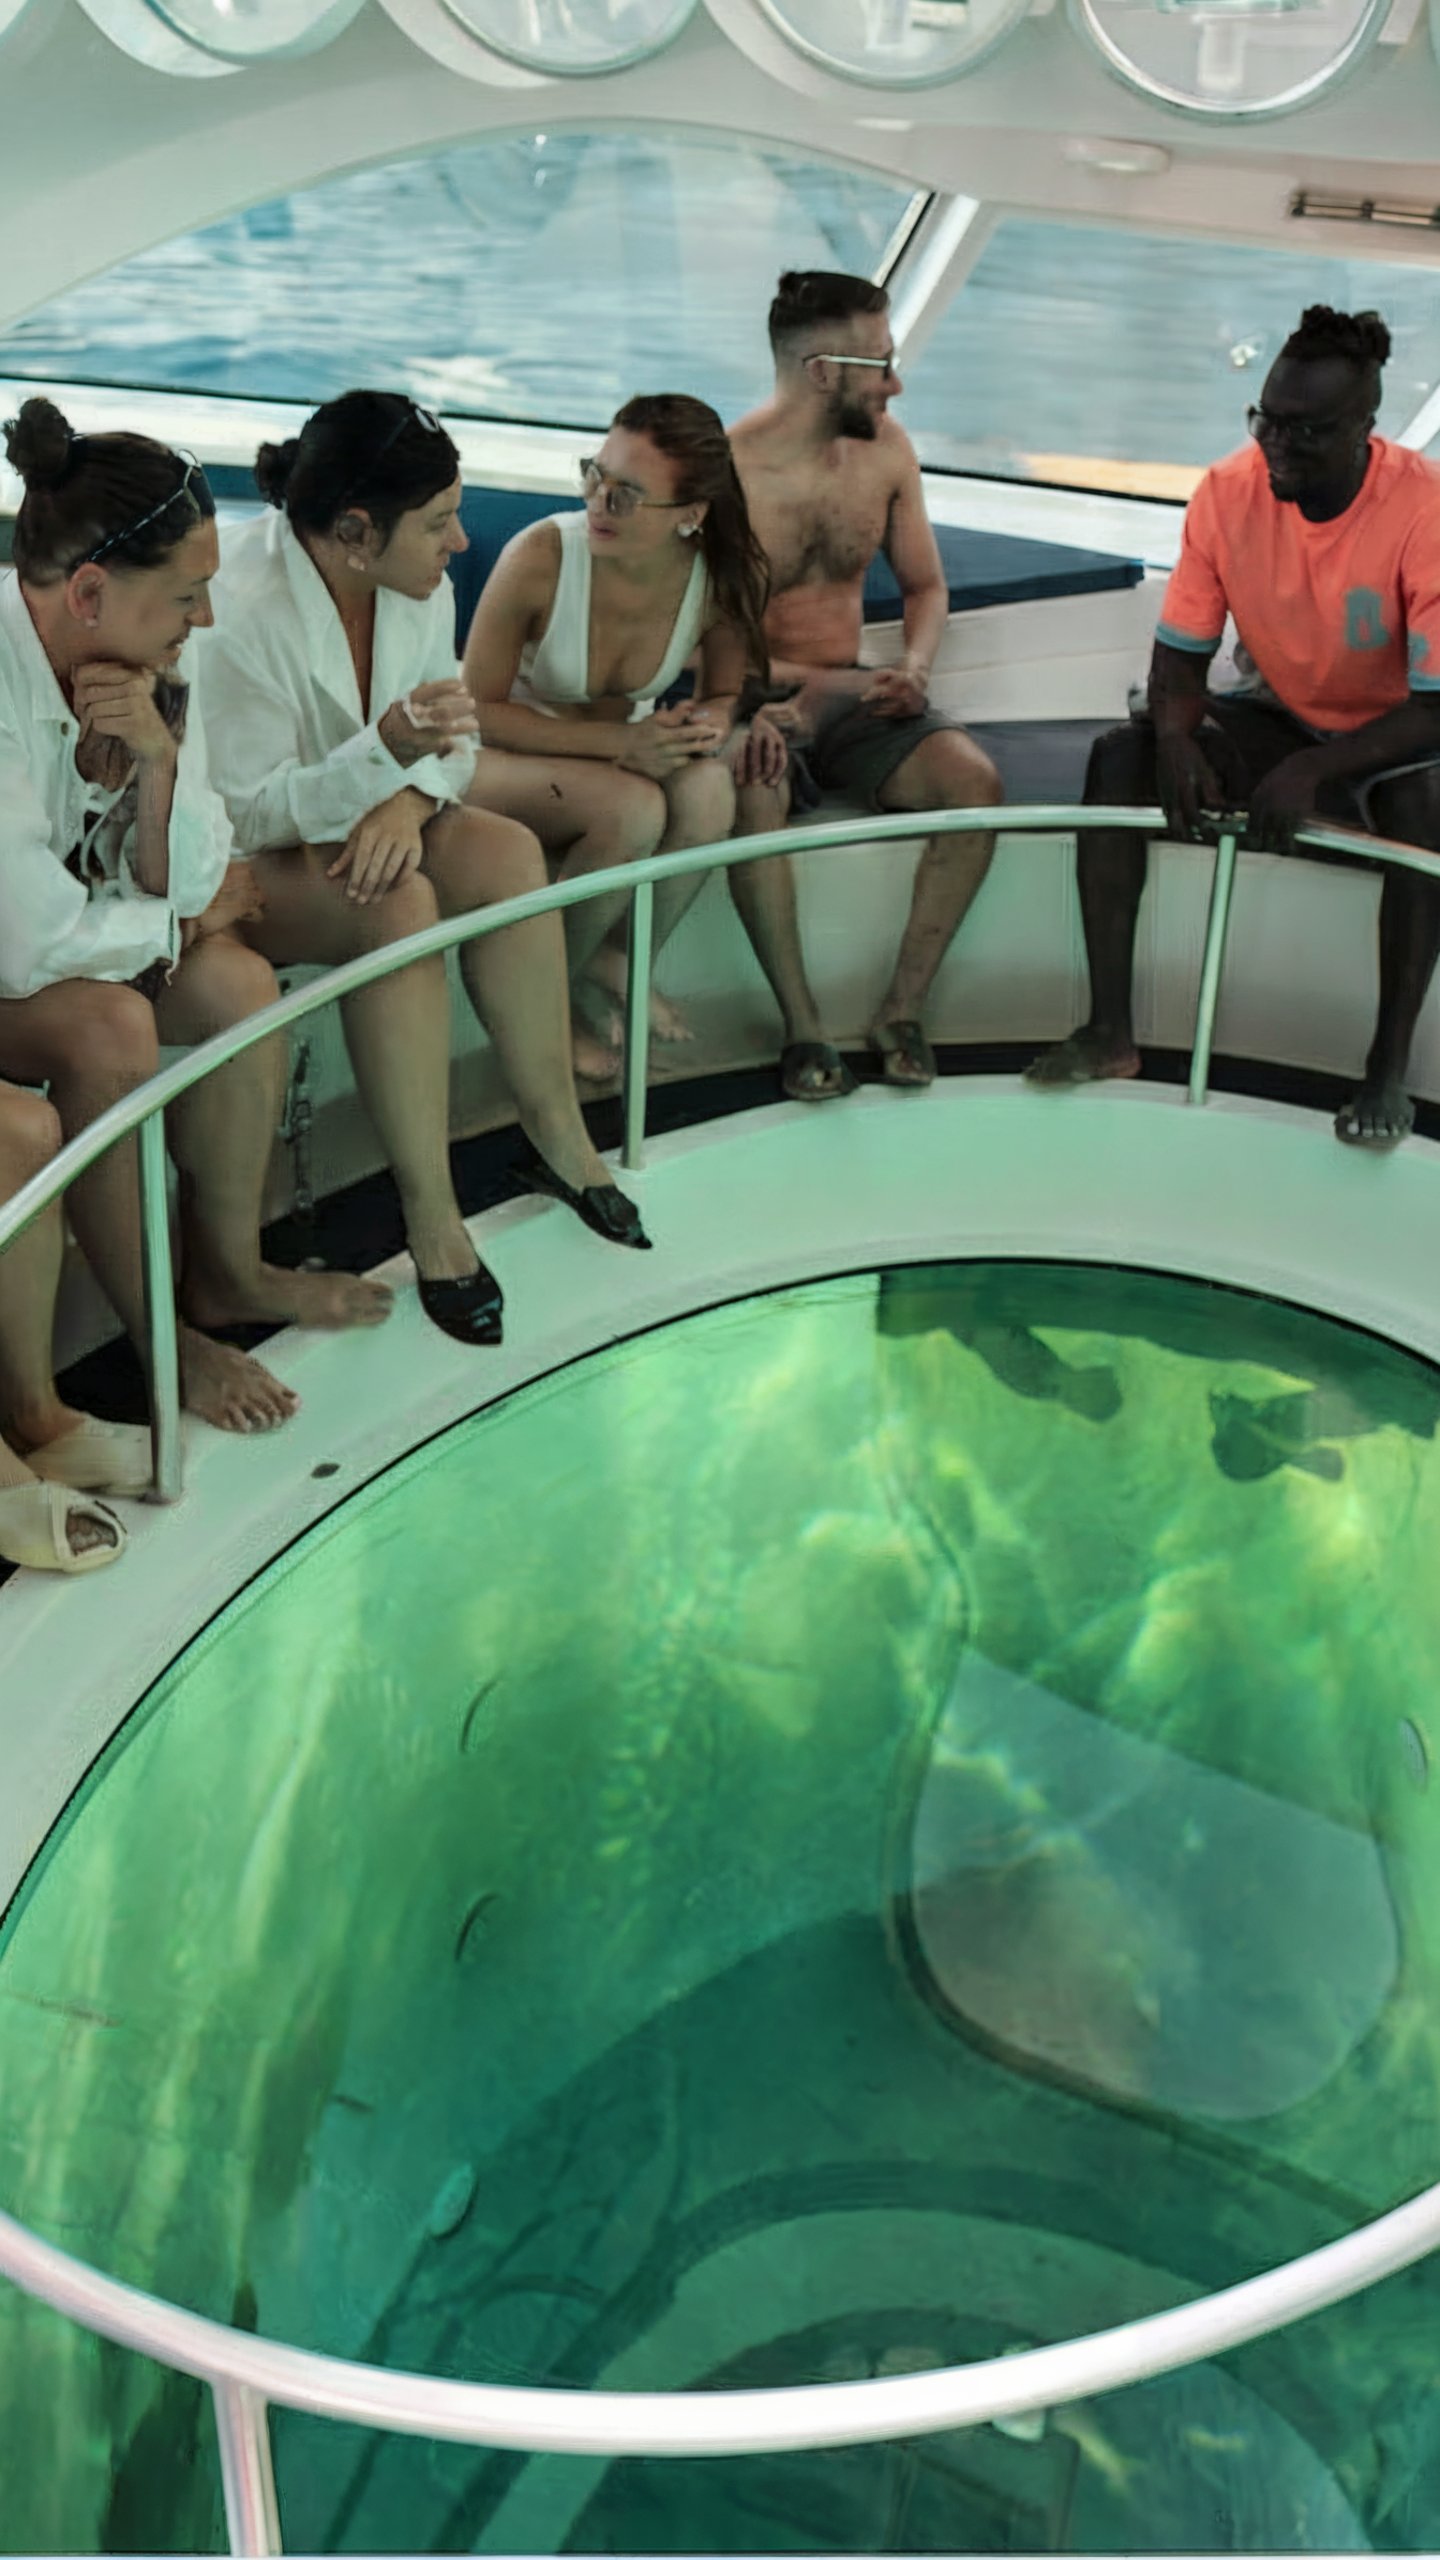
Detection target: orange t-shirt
<box><xmin>1156</xmin><ymin>436</ymin><xmax>1440</xmax><ymax>733</ymax></box>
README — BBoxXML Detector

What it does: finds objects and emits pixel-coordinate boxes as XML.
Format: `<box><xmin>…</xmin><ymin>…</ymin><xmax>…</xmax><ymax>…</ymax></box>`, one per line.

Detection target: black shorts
<box><xmin>1099</xmin><ymin>694</ymin><xmax>1440</xmax><ymax>841</ymax></box>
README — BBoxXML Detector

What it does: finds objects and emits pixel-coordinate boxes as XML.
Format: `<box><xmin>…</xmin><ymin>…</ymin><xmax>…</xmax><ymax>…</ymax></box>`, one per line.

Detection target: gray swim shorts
<box><xmin>792</xmin><ymin>701</ymin><xmax>961</xmax><ymax>815</ymax></box>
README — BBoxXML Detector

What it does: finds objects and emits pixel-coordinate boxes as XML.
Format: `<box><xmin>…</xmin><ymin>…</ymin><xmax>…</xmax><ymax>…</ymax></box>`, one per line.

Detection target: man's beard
<box><xmin>831</xmin><ymin>395</ymin><xmax>879</xmax><ymax>442</ymax></box>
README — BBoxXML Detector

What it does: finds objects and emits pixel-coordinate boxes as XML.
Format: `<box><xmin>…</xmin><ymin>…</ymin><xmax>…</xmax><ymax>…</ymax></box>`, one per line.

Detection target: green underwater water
<box><xmin>2</xmin><ymin>1261</ymin><xmax>1440</xmax><ymax>2554</ymax></box>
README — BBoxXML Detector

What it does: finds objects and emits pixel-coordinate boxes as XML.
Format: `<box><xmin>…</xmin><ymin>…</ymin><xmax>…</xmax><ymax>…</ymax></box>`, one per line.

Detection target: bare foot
<box><xmin>1336</xmin><ymin>1076</ymin><xmax>1414</xmax><ymax>1150</ymax></box>
<box><xmin>65</xmin><ymin>1500</ymin><xmax>122</xmax><ymax>1558</ymax></box>
<box><xmin>179</xmin><ymin>1325</ymin><xmax>299</xmax><ymax>1435</ymax></box>
<box><xmin>647</xmin><ymin>986</ymin><xmax>693</xmax><ymax>1045</ymax></box>
<box><xmin>184</xmin><ymin>1264</ymin><xmax>392</xmax><ymax>1333</ymax></box>
<box><xmin>571</xmin><ymin>1014</ymin><xmax>622</xmax><ymax>1084</ymax></box>
<box><xmin>1024</xmin><ymin>1028</ymin><xmax>1141</xmax><ymax>1090</ymax></box>
<box><xmin>583</xmin><ymin>951</ymin><xmax>692</xmax><ymax>1045</ymax></box>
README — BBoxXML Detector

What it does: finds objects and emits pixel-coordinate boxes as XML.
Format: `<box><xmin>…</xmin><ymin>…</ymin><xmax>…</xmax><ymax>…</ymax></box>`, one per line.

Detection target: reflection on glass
<box><xmin>144</xmin><ymin>0</ymin><xmax>363</xmax><ymax>59</ymax></box>
<box><xmin>0</xmin><ymin>132</ymin><xmax>914</xmax><ymax>420</ymax></box>
<box><xmin>2</xmin><ymin>1262</ymin><xmax>1439</xmax><ymax>2552</ymax></box>
<box><xmin>1073</xmin><ymin>0</ymin><xmax>1395</xmax><ymax>116</ymax></box>
<box><xmin>758</xmin><ymin>0</ymin><xmax>1031</xmax><ymax>83</ymax></box>
<box><xmin>901</xmin><ymin>218</ymin><xmax>1440</xmax><ymax>494</ymax></box>
<box><xmin>437</xmin><ymin>0</ymin><xmax>696</xmax><ymax>71</ymax></box>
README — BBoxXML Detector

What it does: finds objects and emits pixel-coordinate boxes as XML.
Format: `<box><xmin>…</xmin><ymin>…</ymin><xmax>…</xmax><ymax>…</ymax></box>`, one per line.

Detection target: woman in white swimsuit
<box><xmin>462</xmin><ymin>395</ymin><xmax>772</xmax><ymax>1074</ymax></box>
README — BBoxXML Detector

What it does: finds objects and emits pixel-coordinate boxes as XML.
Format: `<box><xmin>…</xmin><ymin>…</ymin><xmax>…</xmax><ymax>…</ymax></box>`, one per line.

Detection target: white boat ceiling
<box><xmin>4</xmin><ymin>0</ymin><xmax>1440</xmax><ymax>340</ymax></box>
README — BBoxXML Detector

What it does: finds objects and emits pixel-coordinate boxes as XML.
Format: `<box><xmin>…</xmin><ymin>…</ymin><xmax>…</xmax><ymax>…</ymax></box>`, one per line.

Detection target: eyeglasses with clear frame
<box><xmin>579</xmin><ymin>457</ymin><xmax>689</xmax><ymax>518</ymax></box>
<box><xmin>79</xmin><ymin>454</ymin><xmax>213</xmax><ymax>567</ymax></box>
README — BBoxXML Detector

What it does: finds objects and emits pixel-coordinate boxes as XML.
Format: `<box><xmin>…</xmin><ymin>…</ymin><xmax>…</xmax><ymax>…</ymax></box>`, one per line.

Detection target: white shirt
<box><xmin>0</xmin><ymin>573</ymin><xmax>233</xmax><ymax>1001</ymax></box>
<box><xmin>195</xmin><ymin>511</ymin><xmax>477</xmax><ymax>857</ymax></box>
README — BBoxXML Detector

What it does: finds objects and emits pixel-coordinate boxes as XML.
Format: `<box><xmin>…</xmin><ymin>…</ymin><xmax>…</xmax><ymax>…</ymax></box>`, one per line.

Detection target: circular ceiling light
<box><xmin>142</xmin><ymin>0</ymin><xmax>363</xmax><ymax>59</ymax></box>
<box><xmin>436</xmin><ymin>0</ymin><xmax>699</xmax><ymax>72</ymax></box>
<box><xmin>754</xmin><ymin>0</ymin><xmax>1032</xmax><ymax>85</ymax></box>
<box><xmin>1071</xmin><ymin>0</ymin><xmax>1396</xmax><ymax>120</ymax></box>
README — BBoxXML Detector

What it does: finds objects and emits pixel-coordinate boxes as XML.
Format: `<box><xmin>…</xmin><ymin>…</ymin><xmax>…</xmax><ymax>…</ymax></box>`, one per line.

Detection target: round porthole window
<box><xmin>142</xmin><ymin>0</ymin><xmax>363</xmax><ymax>59</ymax></box>
<box><xmin>753</xmin><ymin>0</ymin><xmax>1032</xmax><ymax>85</ymax></box>
<box><xmin>1071</xmin><ymin>0</ymin><xmax>1396</xmax><ymax>120</ymax></box>
<box><xmin>436</xmin><ymin>0</ymin><xmax>699</xmax><ymax>72</ymax></box>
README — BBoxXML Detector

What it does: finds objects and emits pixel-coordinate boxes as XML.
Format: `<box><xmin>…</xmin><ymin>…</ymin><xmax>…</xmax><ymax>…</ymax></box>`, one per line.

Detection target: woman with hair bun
<box><xmin>463</xmin><ymin>392</ymin><xmax>780</xmax><ymax>1076</ymax></box>
<box><xmin>0</xmin><ymin>398</ymin><xmax>389</xmax><ymax>1439</ymax></box>
<box><xmin>197</xmin><ymin>388</ymin><xmax>645</xmax><ymax>1288</ymax></box>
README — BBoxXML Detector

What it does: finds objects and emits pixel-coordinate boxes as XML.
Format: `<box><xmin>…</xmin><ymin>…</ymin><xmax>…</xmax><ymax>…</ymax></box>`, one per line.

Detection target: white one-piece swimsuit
<box><xmin>516</xmin><ymin>508</ymin><xmax>710</xmax><ymax>724</ymax></box>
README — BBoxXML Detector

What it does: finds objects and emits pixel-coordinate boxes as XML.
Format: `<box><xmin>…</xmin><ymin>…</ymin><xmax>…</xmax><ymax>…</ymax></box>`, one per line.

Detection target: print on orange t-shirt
<box><xmin>1156</xmin><ymin>437</ymin><xmax>1440</xmax><ymax>734</ymax></box>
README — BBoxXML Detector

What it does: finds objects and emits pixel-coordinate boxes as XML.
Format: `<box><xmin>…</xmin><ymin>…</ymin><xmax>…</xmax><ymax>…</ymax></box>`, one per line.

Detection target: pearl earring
<box><xmin>679</xmin><ymin>521</ymin><xmax>698</xmax><ymax>539</ymax></box>
<box><xmin>346</xmin><ymin>552</ymin><xmax>369</xmax><ymax>574</ymax></box>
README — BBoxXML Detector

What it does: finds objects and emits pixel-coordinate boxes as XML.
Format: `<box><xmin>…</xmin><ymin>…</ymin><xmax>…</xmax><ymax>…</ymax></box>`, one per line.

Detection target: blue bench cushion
<box><xmin>207</xmin><ymin>474</ymin><xmax>1143</xmax><ymax>649</ymax></box>
<box><xmin>445</xmin><ymin>487</ymin><xmax>1142</xmax><ymax>651</ymax></box>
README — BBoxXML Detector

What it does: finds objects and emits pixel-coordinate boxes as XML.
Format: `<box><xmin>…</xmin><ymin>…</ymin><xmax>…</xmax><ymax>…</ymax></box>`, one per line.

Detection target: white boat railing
<box><xmin>2</xmin><ymin>797</ymin><xmax>1439</xmax><ymax>2555</ymax></box>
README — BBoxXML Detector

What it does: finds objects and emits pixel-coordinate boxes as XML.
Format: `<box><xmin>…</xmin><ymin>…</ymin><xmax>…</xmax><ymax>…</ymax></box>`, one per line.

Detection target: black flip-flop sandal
<box><xmin>779</xmin><ymin>1040</ymin><xmax>857</xmax><ymax>1104</ymax></box>
<box><xmin>869</xmin><ymin>1019</ymin><xmax>936</xmax><ymax>1089</ymax></box>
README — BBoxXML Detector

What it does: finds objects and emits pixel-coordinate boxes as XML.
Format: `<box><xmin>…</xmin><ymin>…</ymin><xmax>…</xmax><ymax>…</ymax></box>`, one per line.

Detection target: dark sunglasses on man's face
<box><xmin>1246</xmin><ymin>404</ymin><xmax>1356</xmax><ymax>454</ymax></box>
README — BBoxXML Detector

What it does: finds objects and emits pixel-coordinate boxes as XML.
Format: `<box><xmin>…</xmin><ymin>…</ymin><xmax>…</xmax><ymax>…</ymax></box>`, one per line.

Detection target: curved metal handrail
<box><xmin>4</xmin><ymin>2154</ymin><xmax>1440</xmax><ymax>2552</ymax></box>
<box><xmin>0</xmin><ymin>798</ymin><xmax>1428</xmax><ymax>1261</ymax></box>
<box><xmin>5</xmin><ymin>795</ymin><xmax>1440</xmax><ymax>2554</ymax></box>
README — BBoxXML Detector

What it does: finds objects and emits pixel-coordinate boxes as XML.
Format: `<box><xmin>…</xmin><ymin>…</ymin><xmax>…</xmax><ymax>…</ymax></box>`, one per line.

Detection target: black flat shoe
<box><xmin>418</xmin><ymin>1262</ymin><xmax>504</xmax><ymax>1346</ymax></box>
<box><xmin>513</xmin><ymin>1143</ymin><xmax>651</xmax><ymax>1251</ymax></box>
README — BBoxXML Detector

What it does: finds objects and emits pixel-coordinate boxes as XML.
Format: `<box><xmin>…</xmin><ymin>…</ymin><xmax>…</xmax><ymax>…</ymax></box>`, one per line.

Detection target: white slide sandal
<box><xmin>0</xmin><ymin>1482</ymin><xmax>128</xmax><ymax>1574</ymax></box>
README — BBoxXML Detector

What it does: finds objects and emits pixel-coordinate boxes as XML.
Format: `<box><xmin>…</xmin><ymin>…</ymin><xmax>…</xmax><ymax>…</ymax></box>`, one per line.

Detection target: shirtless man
<box><xmin>727</xmin><ymin>269</ymin><xmax>1002</xmax><ymax>1099</ymax></box>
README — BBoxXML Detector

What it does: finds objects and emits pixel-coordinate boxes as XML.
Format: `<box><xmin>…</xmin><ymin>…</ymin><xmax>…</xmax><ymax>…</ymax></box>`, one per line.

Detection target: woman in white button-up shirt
<box><xmin>0</xmin><ymin>402</ymin><xmax>391</xmax><ymax>1437</ymax></box>
<box><xmin>197</xmin><ymin>393</ymin><xmax>647</xmax><ymax>1337</ymax></box>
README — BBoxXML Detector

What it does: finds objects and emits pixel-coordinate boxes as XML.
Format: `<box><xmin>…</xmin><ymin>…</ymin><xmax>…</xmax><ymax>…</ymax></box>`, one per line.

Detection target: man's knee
<box><xmin>1085</xmin><ymin>719</ymin><xmax>1155</xmax><ymax>808</ymax></box>
<box><xmin>1368</xmin><ymin>769</ymin><xmax>1440</xmax><ymax>854</ymax></box>
<box><xmin>885</xmin><ymin>729</ymin><xmax>1001</xmax><ymax>815</ymax></box>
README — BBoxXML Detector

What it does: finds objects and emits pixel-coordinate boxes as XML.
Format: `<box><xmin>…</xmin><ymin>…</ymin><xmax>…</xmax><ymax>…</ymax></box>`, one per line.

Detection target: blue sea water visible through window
<box><xmin>0</xmin><ymin>131</ymin><xmax>915</xmax><ymax>423</ymax></box>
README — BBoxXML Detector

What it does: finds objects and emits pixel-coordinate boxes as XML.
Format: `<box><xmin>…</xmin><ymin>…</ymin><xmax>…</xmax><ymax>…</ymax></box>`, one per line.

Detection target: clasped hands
<box><xmin>1158</xmin><ymin>731</ymin><xmax>1331</xmax><ymax>855</ymax></box>
<box><xmin>730</xmin><ymin>656</ymin><xmax>929</xmax><ymax>789</ymax></box>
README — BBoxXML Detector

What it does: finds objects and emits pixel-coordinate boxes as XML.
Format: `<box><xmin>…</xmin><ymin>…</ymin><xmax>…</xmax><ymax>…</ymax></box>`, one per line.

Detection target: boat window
<box><xmin>903</xmin><ymin>217</ymin><xmax>1440</xmax><ymax>498</ymax></box>
<box><xmin>1072</xmin><ymin>0</ymin><xmax>1397</xmax><ymax>119</ymax></box>
<box><xmin>0</xmin><ymin>131</ymin><xmax>917</xmax><ymax>422</ymax></box>
<box><xmin>755</xmin><ymin>0</ymin><xmax>1031</xmax><ymax>84</ymax></box>
<box><xmin>142</xmin><ymin>0</ymin><xmax>364</xmax><ymax>62</ymax></box>
<box><xmin>439</xmin><ymin>0</ymin><xmax>697</xmax><ymax>73</ymax></box>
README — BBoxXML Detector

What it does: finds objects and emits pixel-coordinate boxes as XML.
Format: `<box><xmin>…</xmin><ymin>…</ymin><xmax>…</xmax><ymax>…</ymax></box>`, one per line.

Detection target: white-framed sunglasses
<box><xmin>804</xmin><ymin>350</ymin><xmax>899</xmax><ymax>374</ymax></box>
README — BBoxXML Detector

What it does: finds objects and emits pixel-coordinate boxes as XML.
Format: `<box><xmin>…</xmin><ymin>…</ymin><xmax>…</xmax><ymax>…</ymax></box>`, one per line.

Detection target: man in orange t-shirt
<box><xmin>1029</xmin><ymin>305</ymin><xmax>1440</xmax><ymax>1147</ymax></box>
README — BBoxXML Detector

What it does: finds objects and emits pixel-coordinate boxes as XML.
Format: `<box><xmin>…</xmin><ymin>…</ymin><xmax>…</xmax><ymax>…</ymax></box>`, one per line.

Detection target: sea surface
<box><xmin>1</xmin><ymin>1260</ymin><xmax>1438</xmax><ymax>2553</ymax></box>
<box><xmin>3</xmin><ymin>127</ymin><xmax>1440</xmax><ymax>478</ymax></box>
